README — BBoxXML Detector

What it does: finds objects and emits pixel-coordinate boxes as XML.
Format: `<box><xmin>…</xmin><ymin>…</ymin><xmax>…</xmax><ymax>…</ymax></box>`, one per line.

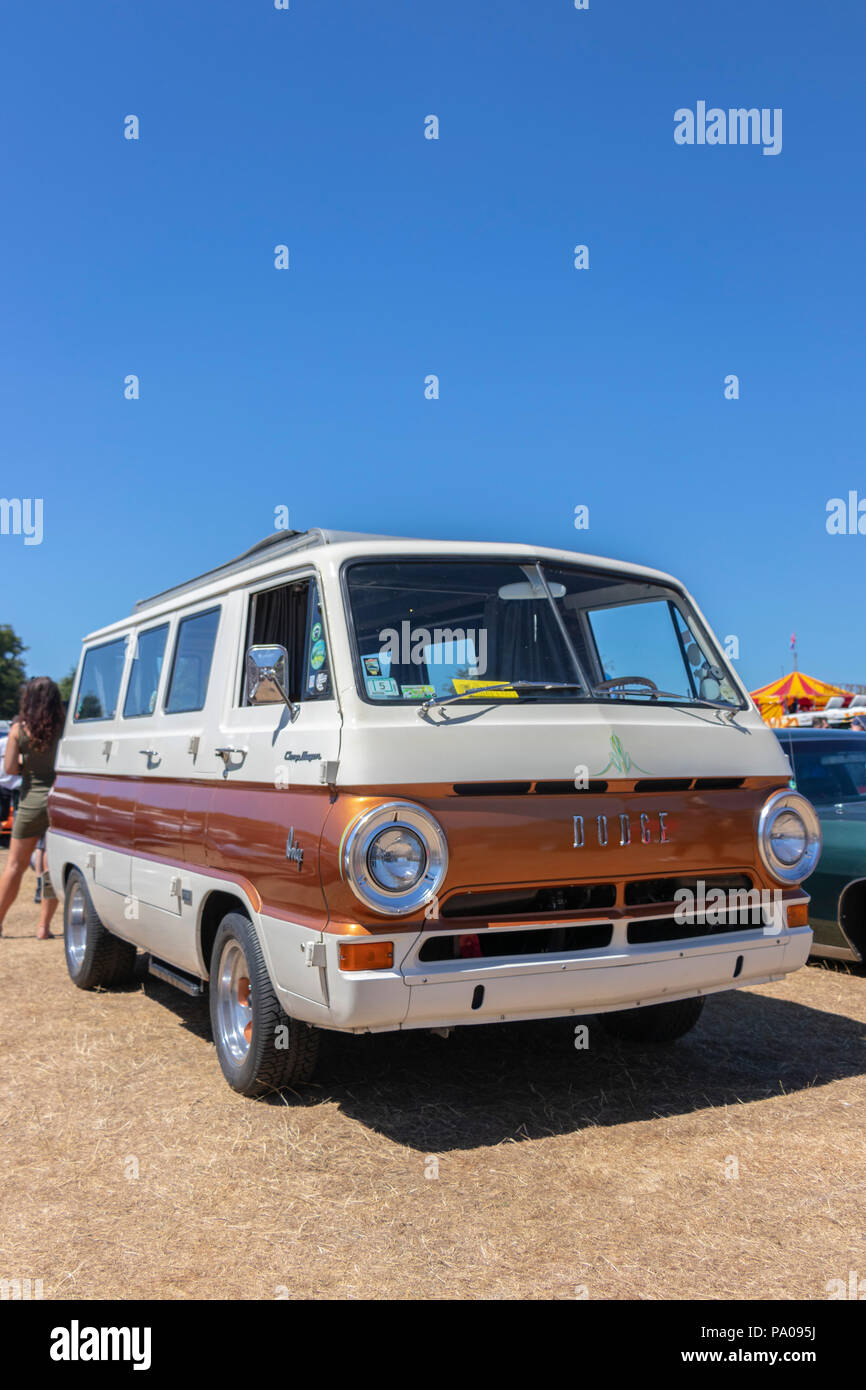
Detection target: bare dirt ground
<box><xmin>1</xmin><ymin>849</ymin><xmax>864</xmax><ymax>1301</ymax></box>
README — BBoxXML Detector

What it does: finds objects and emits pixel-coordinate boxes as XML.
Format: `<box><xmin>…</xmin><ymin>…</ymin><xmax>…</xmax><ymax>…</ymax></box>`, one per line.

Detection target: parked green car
<box><xmin>775</xmin><ymin>729</ymin><xmax>866</xmax><ymax>963</ymax></box>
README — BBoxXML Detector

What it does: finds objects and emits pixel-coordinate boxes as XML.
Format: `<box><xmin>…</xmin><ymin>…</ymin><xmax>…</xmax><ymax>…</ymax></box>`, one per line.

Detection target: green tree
<box><xmin>0</xmin><ymin>625</ymin><xmax>27</xmax><ymax>719</ymax></box>
<box><xmin>57</xmin><ymin>667</ymin><xmax>76</xmax><ymax>704</ymax></box>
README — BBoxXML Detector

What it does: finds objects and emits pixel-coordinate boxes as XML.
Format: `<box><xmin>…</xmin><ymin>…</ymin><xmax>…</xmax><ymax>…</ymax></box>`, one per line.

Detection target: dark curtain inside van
<box><xmin>482</xmin><ymin>597</ymin><xmax>569</xmax><ymax>684</ymax></box>
<box><xmin>248</xmin><ymin>581</ymin><xmax>309</xmax><ymax>701</ymax></box>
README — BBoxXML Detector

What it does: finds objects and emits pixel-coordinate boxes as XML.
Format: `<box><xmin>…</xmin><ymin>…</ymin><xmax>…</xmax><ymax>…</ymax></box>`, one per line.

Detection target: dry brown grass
<box><xmin>1</xmin><ymin>847</ymin><xmax>864</xmax><ymax>1301</ymax></box>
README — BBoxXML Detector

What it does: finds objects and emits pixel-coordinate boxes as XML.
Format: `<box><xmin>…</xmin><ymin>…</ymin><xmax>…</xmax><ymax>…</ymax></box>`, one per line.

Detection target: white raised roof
<box><xmin>80</xmin><ymin>528</ymin><xmax>682</xmax><ymax>642</ymax></box>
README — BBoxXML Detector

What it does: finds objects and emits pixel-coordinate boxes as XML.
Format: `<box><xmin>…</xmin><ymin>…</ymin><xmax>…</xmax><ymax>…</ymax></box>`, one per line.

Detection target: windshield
<box><xmin>344</xmin><ymin>559</ymin><xmax>742</xmax><ymax>707</ymax></box>
<box><xmin>785</xmin><ymin>738</ymin><xmax>866</xmax><ymax>804</ymax></box>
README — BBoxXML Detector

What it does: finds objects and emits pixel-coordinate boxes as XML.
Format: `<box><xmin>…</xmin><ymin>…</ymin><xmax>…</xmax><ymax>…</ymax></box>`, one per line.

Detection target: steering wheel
<box><xmin>593</xmin><ymin>676</ymin><xmax>659</xmax><ymax>695</ymax></box>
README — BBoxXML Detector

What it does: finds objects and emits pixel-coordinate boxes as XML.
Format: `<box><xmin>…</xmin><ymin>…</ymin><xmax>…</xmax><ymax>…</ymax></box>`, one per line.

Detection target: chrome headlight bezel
<box><xmin>757</xmin><ymin>790</ymin><xmax>822</xmax><ymax>884</ymax></box>
<box><xmin>341</xmin><ymin>801</ymin><xmax>448</xmax><ymax>915</ymax></box>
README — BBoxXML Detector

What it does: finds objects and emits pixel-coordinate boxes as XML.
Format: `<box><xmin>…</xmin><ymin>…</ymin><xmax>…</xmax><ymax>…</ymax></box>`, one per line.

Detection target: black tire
<box><xmin>63</xmin><ymin>867</ymin><xmax>137</xmax><ymax>990</ymax></box>
<box><xmin>209</xmin><ymin>911</ymin><xmax>319</xmax><ymax>1096</ymax></box>
<box><xmin>598</xmin><ymin>994</ymin><xmax>705</xmax><ymax>1043</ymax></box>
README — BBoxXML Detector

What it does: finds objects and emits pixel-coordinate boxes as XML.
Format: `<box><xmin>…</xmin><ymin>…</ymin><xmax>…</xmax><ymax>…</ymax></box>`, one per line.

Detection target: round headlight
<box><xmin>758</xmin><ymin>791</ymin><xmax>821</xmax><ymax>884</ymax></box>
<box><xmin>341</xmin><ymin>802</ymin><xmax>448</xmax><ymax>915</ymax></box>
<box><xmin>367</xmin><ymin>826</ymin><xmax>427</xmax><ymax>892</ymax></box>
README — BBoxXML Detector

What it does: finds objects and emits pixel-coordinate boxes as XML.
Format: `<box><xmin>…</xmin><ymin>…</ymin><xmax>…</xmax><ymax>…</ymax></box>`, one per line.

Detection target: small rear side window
<box><xmin>75</xmin><ymin>637</ymin><xmax>128</xmax><ymax>721</ymax></box>
<box><xmin>165</xmin><ymin>608</ymin><xmax>220</xmax><ymax>714</ymax></box>
<box><xmin>123</xmin><ymin>624</ymin><xmax>169</xmax><ymax>718</ymax></box>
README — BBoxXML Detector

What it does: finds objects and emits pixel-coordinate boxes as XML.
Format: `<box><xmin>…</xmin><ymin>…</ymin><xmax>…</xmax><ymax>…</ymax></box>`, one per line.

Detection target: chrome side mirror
<box><xmin>245</xmin><ymin>645</ymin><xmax>298</xmax><ymax>718</ymax></box>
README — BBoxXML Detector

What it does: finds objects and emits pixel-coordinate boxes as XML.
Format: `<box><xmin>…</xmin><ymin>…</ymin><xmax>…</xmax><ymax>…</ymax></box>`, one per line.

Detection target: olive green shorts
<box><xmin>11</xmin><ymin>795</ymin><xmax>55</xmax><ymax>898</ymax></box>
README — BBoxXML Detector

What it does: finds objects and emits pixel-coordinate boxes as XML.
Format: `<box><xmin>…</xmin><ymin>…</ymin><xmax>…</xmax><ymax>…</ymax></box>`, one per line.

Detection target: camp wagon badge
<box><xmin>285</xmin><ymin>827</ymin><xmax>304</xmax><ymax>868</ymax></box>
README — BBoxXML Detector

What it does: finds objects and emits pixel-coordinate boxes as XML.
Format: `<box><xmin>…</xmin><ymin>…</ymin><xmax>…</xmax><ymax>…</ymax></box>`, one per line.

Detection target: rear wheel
<box><xmin>209</xmin><ymin>912</ymin><xmax>319</xmax><ymax>1096</ymax></box>
<box><xmin>63</xmin><ymin>868</ymin><xmax>137</xmax><ymax>990</ymax></box>
<box><xmin>598</xmin><ymin>995</ymin><xmax>705</xmax><ymax>1043</ymax></box>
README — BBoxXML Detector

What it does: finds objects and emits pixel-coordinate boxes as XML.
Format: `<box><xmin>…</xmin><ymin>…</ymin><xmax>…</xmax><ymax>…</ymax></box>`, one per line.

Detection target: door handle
<box><xmin>215</xmin><ymin>747</ymin><xmax>246</xmax><ymax>766</ymax></box>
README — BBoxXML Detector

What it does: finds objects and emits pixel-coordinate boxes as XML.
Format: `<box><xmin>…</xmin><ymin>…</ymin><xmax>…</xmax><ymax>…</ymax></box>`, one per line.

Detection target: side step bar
<box><xmin>148</xmin><ymin>957</ymin><xmax>206</xmax><ymax>996</ymax></box>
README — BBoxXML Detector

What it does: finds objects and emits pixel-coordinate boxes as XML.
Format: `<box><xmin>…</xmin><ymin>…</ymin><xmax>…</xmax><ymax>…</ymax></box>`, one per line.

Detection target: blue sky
<box><xmin>2</xmin><ymin>0</ymin><xmax>864</xmax><ymax>691</ymax></box>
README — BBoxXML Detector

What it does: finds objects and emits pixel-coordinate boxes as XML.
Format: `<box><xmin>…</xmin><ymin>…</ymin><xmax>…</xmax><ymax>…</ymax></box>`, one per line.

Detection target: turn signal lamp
<box><xmin>339</xmin><ymin>941</ymin><xmax>394</xmax><ymax>972</ymax></box>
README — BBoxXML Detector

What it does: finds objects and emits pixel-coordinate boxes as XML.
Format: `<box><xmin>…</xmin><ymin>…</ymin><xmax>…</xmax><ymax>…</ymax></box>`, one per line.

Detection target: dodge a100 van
<box><xmin>48</xmin><ymin>530</ymin><xmax>820</xmax><ymax>1096</ymax></box>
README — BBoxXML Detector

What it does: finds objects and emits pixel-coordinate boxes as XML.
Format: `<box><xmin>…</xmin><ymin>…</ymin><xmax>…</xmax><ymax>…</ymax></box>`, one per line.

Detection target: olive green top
<box><xmin>15</xmin><ymin>723</ymin><xmax>59</xmax><ymax>799</ymax></box>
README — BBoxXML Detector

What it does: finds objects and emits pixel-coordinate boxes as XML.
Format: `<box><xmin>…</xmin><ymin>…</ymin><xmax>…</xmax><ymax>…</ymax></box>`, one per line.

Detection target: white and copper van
<box><xmin>47</xmin><ymin>530</ymin><xmax>820</xmax><ymax>1096</ymax></box>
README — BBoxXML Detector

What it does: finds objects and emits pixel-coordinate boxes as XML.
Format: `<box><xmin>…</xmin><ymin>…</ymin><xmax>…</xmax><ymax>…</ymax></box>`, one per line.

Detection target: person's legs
<box><xmin>37</xmin><ymin>857</ymin><xmax>58</xmax><ymax>939</ymax></box>
<box><xmin>0</xmin><ymin>835</ymin><xmax>39</xmax><ymax>933</ymax></box>
<box><xmin>32</xmin><ymin>839</ymin><xmax>46</xmax><ymax>903</ymax></box>
<box><xmin>37</xmin><ymin>895</ymin><xmax>58</xmax><ymax>939</ymax></box>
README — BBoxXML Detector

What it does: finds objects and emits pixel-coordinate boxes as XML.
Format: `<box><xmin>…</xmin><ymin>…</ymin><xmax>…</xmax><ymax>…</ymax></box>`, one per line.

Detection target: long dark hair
<box><xmin>19</xmin><ymin>677</ymin><xmax>65</xmax><ymax>752</ymax></box>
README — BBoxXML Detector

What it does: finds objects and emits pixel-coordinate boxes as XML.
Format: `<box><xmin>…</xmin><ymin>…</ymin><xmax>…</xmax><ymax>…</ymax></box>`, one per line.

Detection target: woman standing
<box><xmin>0</xmin><ymin>677</ymin><xmax>65</xmax><ymax>939</ymax></box>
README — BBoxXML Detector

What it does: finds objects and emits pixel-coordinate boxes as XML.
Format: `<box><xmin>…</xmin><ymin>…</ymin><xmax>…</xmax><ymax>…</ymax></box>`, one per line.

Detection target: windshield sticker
<box><xmin>451</xmin><ymin>678</ymin><xmax>519</xmax><ymax>699</ymax></box>
<box><xmin>305</xmin><ymin>587</ymin><xmax>330</xmax><ymax>698</ymax></box>
<box><xmin>401</xmin><ymin>684</ymin><xmax>435</xmax><ymax>700</ymax></box>
<box><xmin>363</xmin><ymin>650</ymin><xmax>391</xmax><ymax>678</ymax></box>
<box><xmin>366</xmin><ymin>676</ymin><xmax>400</xmax><ymax>698</ymax></box>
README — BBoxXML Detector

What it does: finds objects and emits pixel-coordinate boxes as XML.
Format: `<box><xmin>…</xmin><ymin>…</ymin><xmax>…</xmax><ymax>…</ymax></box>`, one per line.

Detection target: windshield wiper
<box><xmin>646</xmin><ymin>692</ymin><xmax>745</xmax><ymax>722</ymax></box>
<box><xmin>593</xmin><ymin>686</ymin><xmax>701</xmax><ymax>702</ymax></box>
<box><xmin>591</xmin><ymin>681</ymin><xmax>741</xmax><ymax>712</ymax></box>
<box><xmin>419</xmin><ymin>681</ymin><xmax>584</xmax><ymax>714</ymax></box>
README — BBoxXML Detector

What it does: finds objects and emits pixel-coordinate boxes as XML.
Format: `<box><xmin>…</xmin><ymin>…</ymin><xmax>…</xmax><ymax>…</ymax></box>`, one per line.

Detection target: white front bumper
<box><xmin>320</xmin><ymin>924</ymin><xmax>813</xmax><ymax>1033</ymax></box>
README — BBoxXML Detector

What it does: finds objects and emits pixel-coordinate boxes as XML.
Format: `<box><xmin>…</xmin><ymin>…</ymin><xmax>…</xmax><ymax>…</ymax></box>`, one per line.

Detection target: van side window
<box><xmin>302</xmin><ymin>582</ymin><xmax>332</xmax><ymax>700</ymax></box>
<box><xmin>242</xmin><ymin>579</ymin><xmax>331</xmax><ymax>704</ymax></box>
<box><xmin>123</xmin><ymin>624</ymin><xmax>169</xmax><ymax>718</ymax></box>
<box><xmin>165</xmin><ymin>608</ymin><xmax>220</xmax><ymax>714</ymax></box>
<box><xmin>74</xmin><ymin>637</ymin><xmax>127</xmax><ymax>721</ymax></box>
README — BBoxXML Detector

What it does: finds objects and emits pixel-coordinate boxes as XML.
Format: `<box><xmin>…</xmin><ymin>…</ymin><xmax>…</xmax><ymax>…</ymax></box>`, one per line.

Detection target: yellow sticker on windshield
<box><xmin>451</xmin><ymin>679</ymin><xmax>519</xmax><ymax>699</ymax></box>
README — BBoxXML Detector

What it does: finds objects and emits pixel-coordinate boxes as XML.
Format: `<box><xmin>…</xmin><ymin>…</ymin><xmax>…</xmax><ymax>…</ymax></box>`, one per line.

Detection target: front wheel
<box><xmin>598</xmin><ymin>995</ymin><xmax>705</xmax><ymax>1043</ymax></box>
<box><xmin>209</xmin><ymin>912</ymin><xmax>319</xmax><ymax>1096</ymax></box>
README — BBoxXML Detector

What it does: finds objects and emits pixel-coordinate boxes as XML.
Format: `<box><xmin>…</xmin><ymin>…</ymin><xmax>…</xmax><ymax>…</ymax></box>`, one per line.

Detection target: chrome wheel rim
<box><xmin>216</xmin><ymin>940</ymin><xmax>253</xmax><ymax>1066</ymax></box>
<box><xmin>66</xmin><ymin>882</ymin><xmax>87</xmax><ymax>970</ymax></box>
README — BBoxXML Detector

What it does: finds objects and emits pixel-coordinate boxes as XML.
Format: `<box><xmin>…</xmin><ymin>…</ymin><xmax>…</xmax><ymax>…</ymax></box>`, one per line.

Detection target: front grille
<box><xmin>440</xmin><ymin>882</ymin><xmax>617</xmax><ymax>919</ymax></box>
<box><xmin>624</xmin><ymin>874</ymin><xmax>753</xmax><ymax>907</ymax></box>
<box><xmin>627</xmin><ymin>910</ymin><xmax>763</xmax><ymax>945</ymax></box>
<box><xmin>418</xmin><ymin>922</ymin><xmax>613</xmax><ymax>963</ymax></box>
